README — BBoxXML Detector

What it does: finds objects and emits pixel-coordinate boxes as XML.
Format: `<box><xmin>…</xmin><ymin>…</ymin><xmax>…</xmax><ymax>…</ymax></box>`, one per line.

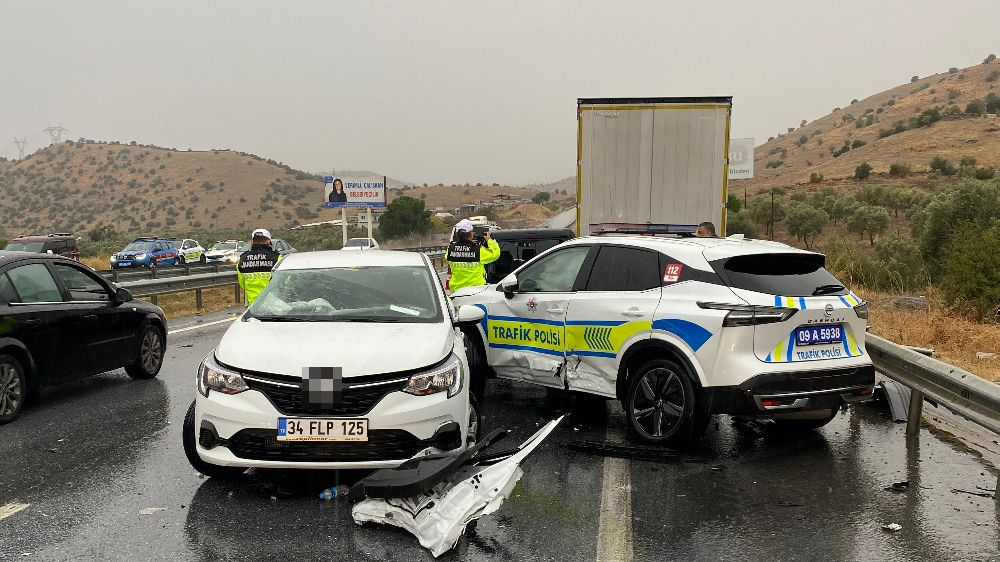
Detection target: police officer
<box><xmin>237</xmin><ymin>228</ymin><xmax>280</xmax><ymax>306</ymax></box>
<box><xmin>446</xmin><ymin>219</ymin><xmax>500</xmax><ymax>293</ymax></box>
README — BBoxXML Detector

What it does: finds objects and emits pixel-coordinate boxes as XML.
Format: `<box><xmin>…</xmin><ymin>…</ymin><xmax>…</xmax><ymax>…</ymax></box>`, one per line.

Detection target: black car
<box><xmin>0</xmin><ymin>252</ymin><xmax>167</xmax><ymax>424</ymax></box>
<box><xmin>485</xmin><ymin>228</ymin><xmax>575</xmax><ymax>283</ymax></box>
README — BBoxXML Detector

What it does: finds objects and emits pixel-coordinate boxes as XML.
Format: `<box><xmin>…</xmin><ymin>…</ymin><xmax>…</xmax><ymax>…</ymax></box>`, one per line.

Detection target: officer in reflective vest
<box><xmin>446</xmin><ymin>219</ymin><xmax>500</xmax><ymax>293</ymax></box>
<box><xmin>237</xmin><ymin>228</ymin><xmax>281</xmax><ymax>306</ymax></box>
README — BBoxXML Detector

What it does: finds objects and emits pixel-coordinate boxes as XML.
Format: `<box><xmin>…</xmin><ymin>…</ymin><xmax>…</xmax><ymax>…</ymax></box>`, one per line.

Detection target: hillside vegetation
<box><xmin>746</xmin><ymin>56</ymin><xmax>1000</xmax><ymax>190</ymax></box>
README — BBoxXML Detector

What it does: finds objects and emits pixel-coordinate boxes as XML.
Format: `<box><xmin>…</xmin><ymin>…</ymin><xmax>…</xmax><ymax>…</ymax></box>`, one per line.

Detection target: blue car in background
<box><xmin>110</xmin><ymin>238</ymin><xmax>180</xmax><ymax>269</ymax></box>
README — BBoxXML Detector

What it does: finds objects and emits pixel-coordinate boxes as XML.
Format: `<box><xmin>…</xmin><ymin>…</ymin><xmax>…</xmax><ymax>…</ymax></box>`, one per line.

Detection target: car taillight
<box><xmin>697</xmin><ymin>302</ymin><xmax>798</xmax><ymax>327</ymax></box>
<box><xmin>853</xmin><ymin>302</ymin><xmax>869</xmax><ymax>320</ymax></box>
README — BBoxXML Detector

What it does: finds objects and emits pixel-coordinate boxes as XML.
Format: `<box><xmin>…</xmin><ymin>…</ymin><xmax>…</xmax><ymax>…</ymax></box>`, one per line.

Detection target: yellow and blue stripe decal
<box><xmin>479</xmin><ymin>314</ymin><xmax>713</xmax><ymax>359</ymax></box>
<box><xmin>764</xmin><ymin>326</ymin><xmax>864</xmax><ymax>363</ymax></box>
<box><xmin>772</xmin><ymin>292</ymin><xmax>861</xmax><ymax>310</ymax></box>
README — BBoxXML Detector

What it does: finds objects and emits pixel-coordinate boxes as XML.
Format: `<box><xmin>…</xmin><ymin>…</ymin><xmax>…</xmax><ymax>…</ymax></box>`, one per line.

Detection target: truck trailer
<box><xmin>576</xmin><ymin>97</ymin><xmax>733</xmax><ymax>236</ymax></box>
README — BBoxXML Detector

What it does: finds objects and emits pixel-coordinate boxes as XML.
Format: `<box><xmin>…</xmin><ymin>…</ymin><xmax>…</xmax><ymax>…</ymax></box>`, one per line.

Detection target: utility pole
<box><xmin>42</xmin><ymin>123</ymin><xmax>69</xmax><ymax>145</ymax></box>
<box><xmin>12</xmin><ymin>137</ymin><xmax>28</xmax><ymax>159</ymax></box>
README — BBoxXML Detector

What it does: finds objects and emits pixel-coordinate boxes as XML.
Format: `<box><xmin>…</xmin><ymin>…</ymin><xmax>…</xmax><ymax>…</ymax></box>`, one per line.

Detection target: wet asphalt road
<box><xmin>0</xmin><ymin>309</ymin><xmax>997</xmax><ymax>561</ymax></box>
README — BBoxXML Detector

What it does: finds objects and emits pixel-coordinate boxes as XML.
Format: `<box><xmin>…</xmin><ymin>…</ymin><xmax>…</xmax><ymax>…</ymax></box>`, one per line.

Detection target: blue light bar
<box><xmin>589</xmin><ymin>223</ymin><xmax>698</xmax><ymax>236</ymax></box>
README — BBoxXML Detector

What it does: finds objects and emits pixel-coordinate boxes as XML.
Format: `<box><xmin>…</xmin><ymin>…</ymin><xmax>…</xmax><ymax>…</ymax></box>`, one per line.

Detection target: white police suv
<box><xmin>183</xmin><ymin>250</ymin><xmax>484</xmax><ymax>477</ymax></box>
<box><xmin>451</xmin><ymin>233</ymin><xmax>874</xmax><ymax>446</ymax></box>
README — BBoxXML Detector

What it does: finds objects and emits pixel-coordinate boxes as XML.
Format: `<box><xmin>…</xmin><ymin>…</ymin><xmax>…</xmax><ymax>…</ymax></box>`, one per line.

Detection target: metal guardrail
<box><xmin>97</xmin><ymin>262</ymin><xmax>237</xmax><ymax>282</ymax></box>
<box><xmin>866</xmin><ymin>333</ymin><xmax>1000</xmax><ymax>436</ymax></box>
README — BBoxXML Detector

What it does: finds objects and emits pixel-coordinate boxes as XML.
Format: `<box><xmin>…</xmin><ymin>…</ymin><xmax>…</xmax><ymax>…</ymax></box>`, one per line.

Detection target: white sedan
<box><xmin>183</xmin><ymin>250</ymin><xmax>484</xmax><ymax>477</ymax></box>
<box><xmin>342</xmin><ymin>237</ymin><xmax>380</xmax><ymax>251</ymax></box>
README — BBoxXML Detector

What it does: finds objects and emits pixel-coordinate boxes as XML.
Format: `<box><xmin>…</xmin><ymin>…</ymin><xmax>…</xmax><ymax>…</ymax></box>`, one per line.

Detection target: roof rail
<box><xmin>589</xmin><ymin>223</ymin><xmax>698</xmax><ymax>236</ymax></box>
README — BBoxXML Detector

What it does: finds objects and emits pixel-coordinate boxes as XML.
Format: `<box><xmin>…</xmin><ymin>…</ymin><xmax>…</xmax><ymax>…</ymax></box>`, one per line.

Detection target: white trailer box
<box><xmin>576</xmin><ymin>97</ymin><xmax>732</xmax><ymax>236</ymax></box>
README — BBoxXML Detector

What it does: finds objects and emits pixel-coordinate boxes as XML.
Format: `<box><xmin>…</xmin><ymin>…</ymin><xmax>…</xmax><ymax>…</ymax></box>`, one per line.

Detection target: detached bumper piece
<box><xmin>350</xmin><ymin>416</ymin><xmax>565</xmax><ymax>558</ymax></box>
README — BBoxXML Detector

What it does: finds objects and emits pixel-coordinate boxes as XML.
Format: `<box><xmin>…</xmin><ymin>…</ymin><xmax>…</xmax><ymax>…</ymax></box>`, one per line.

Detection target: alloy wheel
<box><xmin>630</xmin><ymin>367</ymin><xmax>686</xmax><ymax>440</ymax></box>
<box><xmin>141</xmin><ymin>330</ymin><xmax>163</xmax><ymax>373</ymax></box>
<box><xmin>0</xmin><ymin>363</ymin><xmax>23</xmax><ymax>417</ymax></box>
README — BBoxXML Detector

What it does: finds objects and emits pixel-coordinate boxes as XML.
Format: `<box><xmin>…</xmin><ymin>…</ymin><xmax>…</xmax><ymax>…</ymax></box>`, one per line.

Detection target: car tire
<box><xmin>183</xmin><ymin>401</ymin><xmax>246</xmax><ymax>479</ymax></box>
<box><xmin>771</xmin><ymin>409</ymin><xmax>838</xmax><ymax>431</ymax></box>
<box><xmin>125</xmin><ymin>323</ymin><xmax>164</xmax><ymax>380</ymax></box>
<box><xmin>148</xmin><ymin>259</ymin><xmax>156</xmax><ymax>270</ymax></box>
<box><xmin>461</xmin><ymin>327</ymin><xmax>489</xmax><ymax>403</ymax></box>
<box><xmin>624</xmin><ymin>358</ymin><xmax>709</xmax><ymax>447</ymax></box>
<box><xmin>0</xmin><ymin>355</ymin><xmax>27</xmax><ymax>425</ymax></box>
<box><xmin>177</xmin><ymin>254</ymin><xmax>185</xmax><ymax>266</ymax></box>
<box><xmin>468</xmin><ymin>396</ymin><xmax>482</xmax><ymax>446</ymax></box>
<box><xmin>199</xmin><ymin>254</ymin><xmax>206</xmax><ymax>264</ymax></box>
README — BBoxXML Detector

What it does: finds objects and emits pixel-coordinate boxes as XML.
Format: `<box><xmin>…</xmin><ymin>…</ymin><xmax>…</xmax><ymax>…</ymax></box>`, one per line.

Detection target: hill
<box><xmin>0</xmin><ymin>141</ymin><xmax>332</xmax><ymax>236</ymax></box>
<box><xmin>744</xmin><ymin>56</ymin><xmax>1000</xmax><ymax>192</ymax></box>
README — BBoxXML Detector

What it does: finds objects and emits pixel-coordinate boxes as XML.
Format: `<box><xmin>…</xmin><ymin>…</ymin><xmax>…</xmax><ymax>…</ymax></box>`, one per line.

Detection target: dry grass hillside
<box><xmin>745</xmin><ymin>58</ymin><xmax>1000</xmax><ymax>191</ymax></box>
<box><xmin>0</xmin><ymin>141</ymin><xmax>328</xmax><ymax>236</ymax></box>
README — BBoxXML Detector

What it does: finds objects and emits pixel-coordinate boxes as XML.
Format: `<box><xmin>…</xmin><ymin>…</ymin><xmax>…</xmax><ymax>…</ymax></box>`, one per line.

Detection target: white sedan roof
<box><xmin>275</xmin><ymin>250</ymin><xmax>426</xmax><ymax>270</ymax></box>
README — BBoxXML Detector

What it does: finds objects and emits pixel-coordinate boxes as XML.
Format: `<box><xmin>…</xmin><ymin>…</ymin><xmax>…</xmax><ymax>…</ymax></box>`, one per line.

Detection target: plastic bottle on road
<box><xmin>319</xmin><ymin>485</ymin><xmax>350</xmax><ymax>500</ymax></box>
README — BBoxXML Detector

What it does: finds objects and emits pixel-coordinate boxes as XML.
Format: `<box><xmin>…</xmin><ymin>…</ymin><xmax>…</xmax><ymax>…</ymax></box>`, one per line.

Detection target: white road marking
<box><xmin>595</xmin><ymin>402</ymin><xmax>633</xmax><ymax>562</ymax></box>
<box><xmin>0</xmin><ymin>503</ymin><xmax>30</xmax><ymax>521</ymax></box>
<box><xmin>167</xmin><ymin>316</ymin><xmax>237</xmax><ymax>335</ymax></box>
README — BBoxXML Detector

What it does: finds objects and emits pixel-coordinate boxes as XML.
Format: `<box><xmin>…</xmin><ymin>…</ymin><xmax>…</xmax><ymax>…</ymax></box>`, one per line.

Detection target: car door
<box><xmin>3</xmin><ymin>262</ymin><xmax>79</xmax><ymax>380</ymax></box>
<box><xmin>483</xmin><ymin>245</ymin><xmax>594</xmax><ymax>388</ymax></box>
<box><xmin>51</xmin><ymin>262</ymin><xmax>133</xmax><ymax>373</ymax></box>
<box><xmin>563</xmin><ymin>246</ymin><xmax>663</xmax><ymax>397</ymax></box>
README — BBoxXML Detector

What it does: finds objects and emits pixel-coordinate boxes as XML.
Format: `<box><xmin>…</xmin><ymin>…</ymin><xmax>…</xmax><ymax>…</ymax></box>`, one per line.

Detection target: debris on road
<box><xmin>319</xmin><ymin>485</ymin><xmax>350</xmax><ymax>501</ymax></box>
<box><xmin>950</xmin><ymin>488</ymin><xmax>995</xmax><ymax>499</ymax></box>
<box><xmin>351</xmin><ymin>416</ymin><xmax>564</xmax><ymax>557</ymax></box>
<box><xmin>881</xmin><ymin>523</ymin><xmax>902</xmax><ymax>532</ymax></box>
<box><xmin>886</xmin><ymin>481</ymin><xmax>910</xmax><ymax>493</ymax></box>
<box><xmin>138</xmin><ymin>507</ymin><xmax>166</xmax><ymax>515</ymax></box>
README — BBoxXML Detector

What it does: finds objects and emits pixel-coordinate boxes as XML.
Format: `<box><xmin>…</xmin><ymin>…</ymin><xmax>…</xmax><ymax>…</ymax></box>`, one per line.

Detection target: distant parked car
<box><xmin>0</xmin><ymin>251</ymin><xmax>167</xmax><ymax>424</ymax></box>
<box><xmin>176</xmin><ymin>239</ymin><xmax>206</xmax><ymax>265</ymax></box>
<box><xmin>205</xmin><ymin>240</ymin><xmax>248</xmax><ymax>264</ymax></box>
<box><xmin>4</xmin><ymin>234</ymin><xmax>80</xmax><ymax>261</ymax></box>
<box><xmin>341</xmin><ymin>238</ymin><xmax>380</xmax><ymax>251</ymax></box>
<box><xmin>109</xmin><ymin>238</ymin><xmax>179</xmax><ymax>269</ymax></box>
<box><xmin>271</xmin><ymin>239</ymin><xmax>297</xmax><ymax>256</ymax></box>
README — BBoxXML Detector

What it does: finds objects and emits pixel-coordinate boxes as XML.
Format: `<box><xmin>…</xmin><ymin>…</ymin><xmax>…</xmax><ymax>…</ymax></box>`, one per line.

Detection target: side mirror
<box><xmin>115</xmin><ymin>287</ymin><xmax>133</xmax><ymax>304</ymax></box>
<box><xmin>500</xmin><ymin>275</ymin><xmax>518</xmax><ymax>299</ymax></box>
<box><xmin>454</xmin><ymin>305</ymin><xmax>485</xmax><ymax>327</ymax></box>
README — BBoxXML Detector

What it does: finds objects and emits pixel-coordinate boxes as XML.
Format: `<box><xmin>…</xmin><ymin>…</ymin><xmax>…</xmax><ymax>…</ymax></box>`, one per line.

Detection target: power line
<box><xmin>12</xmin><ymin>137</ymin><xmax>28</xmax><ymax>159</ymax></box>
<box><xmin>42</xmin><ymin>123</ymin><xmax>69</xmax><ymax>144</ymax></box>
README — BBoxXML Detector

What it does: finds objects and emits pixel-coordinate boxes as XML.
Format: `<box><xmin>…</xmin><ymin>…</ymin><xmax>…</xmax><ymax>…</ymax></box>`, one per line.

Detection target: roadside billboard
<box><xmin>728</xmin><ymin>138</ymin><xmax>755</xmax><ymax>180</ymax></box>
<box><xmin>323</xmin><ymin>176</ymin><xmax>386</xmax><ymax>208</ymax></box>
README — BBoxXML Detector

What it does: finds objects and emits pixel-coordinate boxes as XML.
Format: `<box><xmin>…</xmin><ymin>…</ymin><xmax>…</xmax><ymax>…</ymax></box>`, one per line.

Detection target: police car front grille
<box><xmin>226</xmin><ymin>429</ymin><xmax>428</xmax><ymax>462</ymax></box>
<box><xmin>242</xmin><ymin>372</ymin><xmax>407</xmax><ymax>416</ymax></box>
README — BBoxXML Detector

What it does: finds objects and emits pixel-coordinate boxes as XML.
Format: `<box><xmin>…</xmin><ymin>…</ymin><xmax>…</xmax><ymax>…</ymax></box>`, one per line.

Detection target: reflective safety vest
<box><xmin>446</xmin><ymin>238</ymin><xmax>500</xmax><ymax>292</ymax></box>
<box><xmin>237</xmin><ymin>245</ymin><xmax>281</xmax><ymax>305</ymax></box>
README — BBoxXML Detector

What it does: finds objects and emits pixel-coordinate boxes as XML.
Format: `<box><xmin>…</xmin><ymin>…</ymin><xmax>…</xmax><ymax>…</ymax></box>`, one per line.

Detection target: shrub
<box><xmin>917</xmin><ymin>108</ymin><xmax>941</xmax><ymax>127</ymax></box>
<box><xmin>767</xmin><ymin>146</ymin><xmax>783</xmax><ymax>156</ymax></box>
<box><xmin>888</xmin><ymin>163</ymin><xmax>911</xmax><ymax>177</ymax></box>
<box><xmin>960</xmin><ymin>156</ymin><xmax>977</xmax><ymax>167</ymax></box>
<box><xmin>985</xmin><ymin>54</ymin><xmax>997</xmax><ymax>64</ymax></box>
<box><xmin>985</xmin><ymin>93</ymin><xmax>1000</xmax><ymax>114</ymax></box>
<box><xmin>726</xmin><ymin>194</ymin><xmax>742</xmax><ymax>213</ymax></box>
<box><xmin>886</xmin><ymin>99</ymin><xmax>896</xmax><ymax>106</ymax></box>
<box><xmin>949</xmin><ymin>67</ymin><xmax>959</xmax><ymax>74</ymax></box>
<box><xmin>942</xmin><ymin>221</ymin><xmax>1000</xmax><ymax>318</ymax></box>
<box><xmin>851</xmin><ymin>139</ymin><xmax>867</xmax><ymax>149</ymax></box>
<box><xmin>726</xmin><ymin>209</ymin><xmax>756</xmax><ymax>238</ymax></box>
<box><xmin>531</xmin><ymin>191</ymin><xmax>551</xmax><ymax>204</ymax></box>
<box><xmin>929</xmin><ymin>156</ymin><xmax>956</xmax><ymax>175</ymax></box>
<box><xmin>947</xmin><ymin>88</ymin><xmax>960</xmax><ymax>100</ymax></box>
<box><xmin>974</xmin><ymin>167</ymin><xmax>996</xmax><ymax>180</ymax></box>
<box><xmin>796</xmin><ymin>135</ymin><xmax>808</xmax><ymax>147</ymax></box>
<box><xmin>966</xmin><ymin>99</ymin><xmax>986</xmax><ymax>115</ymax></box>
<box><xmin>854</xmin><ymin>162</ymin><xmax>872</xmax><ymax>180</ymax></box>
<box><xmin>785</xmin><ymin>204</ymin><xmax>828</xmax><ymax>249</ymax></box>
<box><xmin>947</xmin><ymin>104</ymin><xmax>961</xmax><ymax>115</ymax></box>
<box><xmin>910</xmin><ymin>75</ymin><xmax>919</xmax><ymax>83</ymax></box>
<box><xmin>987</xmin><ymin>70</ymin><xmax>1000</xmax><ymax>83</ymax></box>
<box><xmin>846</xmin><ymin>204</ymin><xmax>890</xmax><ymax>245</ymax></box>
<box><xmin>876</xmin><ymin>107</ymin><xmax>884</xmax><ymax>114</ymax></box>
<box><xmin>765</xmin><ymin>160</ymin><xmax>783</xmax><ymax>169</ymax></box>
<box><xmin>917</xmin><ymin>178</ymin><xmax>1000</xmax><ymax>278</ymax></box>
<box><xmin>809</xmin><ymin>172</ymin><xmax>824</xmax><ymax>184</ymax></box>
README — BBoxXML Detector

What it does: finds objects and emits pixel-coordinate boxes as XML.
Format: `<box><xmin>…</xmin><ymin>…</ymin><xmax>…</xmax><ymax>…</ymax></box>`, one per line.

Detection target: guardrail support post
<box><xmin>234</xmin><ymin>284</ymin><xmax>241</xmax><ymax>306</ymax></box>
<box><xmin>906</xmin><ymin>390</ymin><xmax>923</xmax><ymax>437</ymax></box>
<box><xmin>195</xmin><ymin>289</ymin><xmax>203</xmax><ymax>311</ymax></box>
<box><xmin>150</xmin><ymin>295</ymin><xmax>158</xmax><ymax>306</ymax></box>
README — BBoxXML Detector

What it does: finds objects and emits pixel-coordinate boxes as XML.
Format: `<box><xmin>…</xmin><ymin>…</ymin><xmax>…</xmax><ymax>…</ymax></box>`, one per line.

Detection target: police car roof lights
<box><xmin>589</xmin><ymin>223</ymin><xmax>698</xmax><ymax>236</ymax></box>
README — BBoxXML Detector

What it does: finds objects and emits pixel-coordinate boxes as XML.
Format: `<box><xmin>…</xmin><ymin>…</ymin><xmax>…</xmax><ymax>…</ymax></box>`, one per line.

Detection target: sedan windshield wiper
<box><xmin>250</xmin><ymin>315</ymin><xmax>326</xmax><ymax>322</ymax></box>
<box><xmin>812</xmin><ymin>284</ymin><xmax>846</xmax><ymax>296</ymax></box>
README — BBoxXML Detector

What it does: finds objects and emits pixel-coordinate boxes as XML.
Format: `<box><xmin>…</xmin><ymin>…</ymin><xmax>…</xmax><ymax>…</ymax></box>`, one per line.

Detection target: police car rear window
<box><xmin>714</xmin><ymin>253</ymin><xmax>847</xmax><ymax>297</ymax></box>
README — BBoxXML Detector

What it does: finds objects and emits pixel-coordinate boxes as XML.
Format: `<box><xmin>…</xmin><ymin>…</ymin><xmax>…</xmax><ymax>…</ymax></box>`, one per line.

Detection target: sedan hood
<box><xmin>215</xmin><ymin>319</ymin><xmax>454</xmax><ymax>378</ymax></box>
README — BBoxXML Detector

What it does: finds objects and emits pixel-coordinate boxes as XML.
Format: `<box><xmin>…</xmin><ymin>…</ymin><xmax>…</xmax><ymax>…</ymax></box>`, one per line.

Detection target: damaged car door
<box><xmin>484</xmin><ymin>245</ymin><xmax>593</xmax><ymax>388</ymax></box>
<box><xmin>564</xmin><ymin>245</ymin><xmax>661</xmax><ymax>397</ymax></box>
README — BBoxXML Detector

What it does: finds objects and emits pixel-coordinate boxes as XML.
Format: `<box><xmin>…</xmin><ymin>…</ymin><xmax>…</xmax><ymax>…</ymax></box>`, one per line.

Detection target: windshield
<box><xmin>211</xmin><ymin>242</ymin><xmax>237</xmax><ymax>251</ymax></box>
<box><xmin>712</xmin><ymin>253</ymin><xmax>848</xmax><ymax>297</ymax></box>
<box><xmin>247</xmin><ymin>265</ymin><xmax>442</xmax><ymax>323</ymax></box>
<box><xmin>345</xmin><ymin>239</ymin><xmax>371</xmax><ymax>247</ymax></box>
<box><xmin>4</xmin><ymin>242</ymin><xmax>45</xmax><ymax>252</ymax></box>
<box><xmin>124</xmin><ymin>241</ymin><xmax>156</xmax><ymax>252</ymax></box>
<box><xmin>237</xmin><ymin>242</ymin><xmax>251</xmax><ymax>251</ymax></box>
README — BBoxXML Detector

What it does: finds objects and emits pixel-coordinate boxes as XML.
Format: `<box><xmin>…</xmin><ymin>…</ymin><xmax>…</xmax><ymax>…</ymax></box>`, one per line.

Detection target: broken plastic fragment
<box><xmin>351</xmin><ymin>416</ymin><xmax>564</xmax><ymax>557</ymax></box>
<box><xmin>881</xmin><ymin>523</ymin><xmax>902</xmax><ymax>532</ymax></box>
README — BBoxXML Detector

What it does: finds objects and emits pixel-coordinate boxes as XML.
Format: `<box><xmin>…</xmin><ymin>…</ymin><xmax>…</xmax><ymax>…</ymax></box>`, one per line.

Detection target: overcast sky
<box><xmin>4</xmin><ymin>1</ymin><xmax>998</xmax><ymax>185</ymax></box>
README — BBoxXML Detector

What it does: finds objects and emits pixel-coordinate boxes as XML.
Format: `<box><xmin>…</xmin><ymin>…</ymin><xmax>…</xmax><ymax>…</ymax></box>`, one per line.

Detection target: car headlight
<box><xmin>134</xmin><ymin>253</ymin><xmax>147</xmax><ymax>260</ymax></box>
<box><xmin>198</xmin><ymin>353</ymin><xmax>248</xmax><ymax>397</ymax></box>
<box><xmin>403</xmin><ymin>356</ymin><xmax>463</xmax><ymax>398</ymax></box>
